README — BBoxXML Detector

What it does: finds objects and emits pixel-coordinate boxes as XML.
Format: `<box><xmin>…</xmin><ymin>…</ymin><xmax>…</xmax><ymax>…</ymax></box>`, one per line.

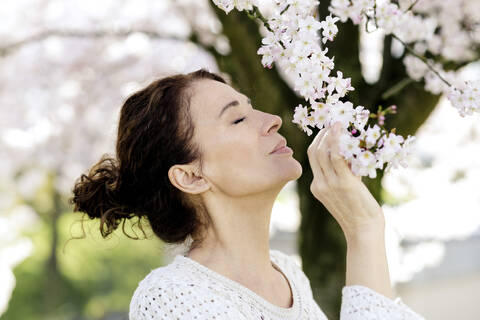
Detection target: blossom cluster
<box><xmin>212</xmin><ymin>0</ymin><xmax>258</xmax><ymax>13</ymax></box>
<box><xmin>448</xmin><ymin>80</ymin><xmax>480</xmax><ymax>117</ymax></box>
<box><xmin>329</xmin><ymin>0</ymin><xmax>480</xmax><ymax>116</ymax></box>
<box><xmin>213</xmin><ymin>0</ymin><xmax>418</xmax><ymax>178</ymax></box>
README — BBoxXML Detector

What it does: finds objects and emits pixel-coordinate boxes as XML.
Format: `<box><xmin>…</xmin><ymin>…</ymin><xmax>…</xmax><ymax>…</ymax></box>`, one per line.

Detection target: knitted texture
<box><xmin>340</xmin><ymin>285</ymin><xmax>426</xmax><ymax>320</ymax></box>
<box><xmin>129</xmin><ymin>249</ymin><xmax>424</xmax><ymax>319</ymax></box>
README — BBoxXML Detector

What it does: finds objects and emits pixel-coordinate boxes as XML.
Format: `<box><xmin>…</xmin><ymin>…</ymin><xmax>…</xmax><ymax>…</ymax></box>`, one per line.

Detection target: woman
<box><xmin>70</xmin><ymin>69</ymin><xmax>425</xmax><ymax>319</ymax></box>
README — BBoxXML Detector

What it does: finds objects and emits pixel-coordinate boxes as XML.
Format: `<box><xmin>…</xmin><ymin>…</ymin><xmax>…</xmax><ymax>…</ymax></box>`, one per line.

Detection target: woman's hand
<box><xmin>307</xmin><ymin>121</ymin><xmax>385</xmax><ymax>241</ymax></box>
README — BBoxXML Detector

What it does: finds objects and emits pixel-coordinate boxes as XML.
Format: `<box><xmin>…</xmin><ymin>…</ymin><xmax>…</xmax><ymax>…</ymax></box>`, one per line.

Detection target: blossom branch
<box><xmin>390</xmin><ymin>34</ymin><xmax>453</xmax><ymax>88</ymax></box>
<box><xmin>364</xmin><ymin>1</ymin><xmax>453</xmax><ymax>89</ymax></box>
<box><xmin>213</xmin><ymin>0</ymin><xmax>479</xmax><ymax>177</ymax></box>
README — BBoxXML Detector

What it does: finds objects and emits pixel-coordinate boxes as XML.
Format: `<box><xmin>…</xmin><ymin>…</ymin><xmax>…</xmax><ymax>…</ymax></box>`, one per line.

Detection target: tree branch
<box><xmin>0</xmin><ymin>29</ymin><xmax>205</xmax><ymax>57</ymax></box>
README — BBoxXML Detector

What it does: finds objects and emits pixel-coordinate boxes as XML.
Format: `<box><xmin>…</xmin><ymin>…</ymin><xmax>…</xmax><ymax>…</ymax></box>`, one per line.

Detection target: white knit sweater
<box><xmin>129</xmin><ymin>249</ymin><xmax>425</xmax><ymax>319</ymax></box>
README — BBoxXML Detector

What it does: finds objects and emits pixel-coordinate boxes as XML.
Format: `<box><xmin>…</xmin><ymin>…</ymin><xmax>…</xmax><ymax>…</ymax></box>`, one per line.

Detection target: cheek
<box><xmin>201</xmin><ymin>135</ymin><xmax>302</xmax><ymax>196</ymax></box>
<box><xmin>207</xmin><ymin>137</ymin><xmax>260</xmax><ymax>173</ymax></box>
<box><xmin>202</xmin><ymin>135</ymin><xmax>267</xmax><ymax>186</ymax></box>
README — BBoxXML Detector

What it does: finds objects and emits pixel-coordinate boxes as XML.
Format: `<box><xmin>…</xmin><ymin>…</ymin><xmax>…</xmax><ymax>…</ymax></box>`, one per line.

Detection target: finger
<box><xmin>330</xmin><ymin>127</ymin><xmax>352</xmax><ymax>179</ymax></box>
<box><xmin>310</xmin><ymin>125</ymin><xmax>328</xmax><ymax>150</ymax></box>
<box><xmin>307</xmin><ymin>127</ymin><xmax>328</xmax><ymax>179</ymax></box>
<box><xmin>317</xmin><ymin>124</ymin><xmax>338</xmax><ymax>184</ymax></box>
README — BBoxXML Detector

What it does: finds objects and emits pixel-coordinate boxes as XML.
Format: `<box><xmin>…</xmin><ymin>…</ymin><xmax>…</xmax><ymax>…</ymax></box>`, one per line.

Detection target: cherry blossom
<box><xmin>213</xmin><ymin>0</ymin><xmax>479</xmax><ymax>178</ymax></box>
<box><xmin>365</xmin><ymin>124</ymin><xmax>382</xmax><ymax>149</ymax></box>
<box><xmin>329</xmin><ymin>0</ymin><xmax>480</xmax><ymax>117</ymax></box>
<box><xmin>319</xmin><ymin>15</ymin><xmax>340</xmax><ymax>44</ymax></box>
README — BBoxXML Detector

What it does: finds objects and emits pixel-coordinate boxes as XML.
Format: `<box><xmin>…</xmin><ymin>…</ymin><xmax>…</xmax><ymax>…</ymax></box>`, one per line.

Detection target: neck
<box><xmin>186</xmin><ymin>187</ymin><xmax>282</xmax><ymax>282</ymax></box>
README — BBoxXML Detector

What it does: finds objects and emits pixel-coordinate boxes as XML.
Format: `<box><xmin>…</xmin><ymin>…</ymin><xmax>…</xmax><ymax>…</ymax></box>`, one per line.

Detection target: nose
<box><xmin>264</xmin><ymin>113</ymin><xmax>282</xmax><ymax>135</ymax></box>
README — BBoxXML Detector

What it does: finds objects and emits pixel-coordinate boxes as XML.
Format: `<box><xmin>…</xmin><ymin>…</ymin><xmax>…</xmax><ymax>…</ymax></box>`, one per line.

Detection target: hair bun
<box><xmin>69</xmin><ymin>154</ymin><xmax>132</xmax><ymax>237</ymax></box>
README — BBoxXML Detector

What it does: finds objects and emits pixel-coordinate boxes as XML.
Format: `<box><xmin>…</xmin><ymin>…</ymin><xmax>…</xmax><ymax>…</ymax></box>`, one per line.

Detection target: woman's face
<box><xmin>188</xmin><ymin>79</ymin><xmax>302</xmax><ymax>197</ymax></box>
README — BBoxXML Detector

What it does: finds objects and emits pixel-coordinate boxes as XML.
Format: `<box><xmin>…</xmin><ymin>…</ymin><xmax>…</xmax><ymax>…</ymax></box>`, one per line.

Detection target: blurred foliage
<box><xmin>3</xmin><ymin>204</ymin><xmax>164</xmax><ymax>320</ymax></box>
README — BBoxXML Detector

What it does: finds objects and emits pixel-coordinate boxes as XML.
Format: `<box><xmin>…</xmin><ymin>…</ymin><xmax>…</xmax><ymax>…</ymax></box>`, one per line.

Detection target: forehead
<box><xmin>189</xmin><ymin>79</ymin><xmax>243</xmax><ymax>119</ymax></box>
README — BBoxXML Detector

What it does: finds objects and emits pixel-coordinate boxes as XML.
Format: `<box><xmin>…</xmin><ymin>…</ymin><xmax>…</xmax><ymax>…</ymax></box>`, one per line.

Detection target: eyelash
<box><xmin>233</xmin><ymin>117</ymin><xmax>246</xmax><ymax>125</ymax></box>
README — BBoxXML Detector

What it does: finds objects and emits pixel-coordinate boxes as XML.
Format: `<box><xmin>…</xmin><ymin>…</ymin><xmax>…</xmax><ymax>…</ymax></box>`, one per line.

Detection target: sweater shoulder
<box><xmin>129</xmin><ymin>263</ymin><xmax>210</xmax><ymax>319</ymax></box>
<box><xmin>129</xmin><ymin>256</ymin><xmax>204</xmax><ymax>297</ymax></box>
<box><xmin>128</xmin><ymin>260</ymin><xmax>247</xmax><ymax>320</ymax></box>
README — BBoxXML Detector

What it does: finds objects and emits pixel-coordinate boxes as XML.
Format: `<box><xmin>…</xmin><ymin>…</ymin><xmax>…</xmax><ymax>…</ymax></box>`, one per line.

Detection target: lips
<box><xmin>270</xmin><ymin>138</ymin><xmax>287</xmax><ymax>154</ymax></box>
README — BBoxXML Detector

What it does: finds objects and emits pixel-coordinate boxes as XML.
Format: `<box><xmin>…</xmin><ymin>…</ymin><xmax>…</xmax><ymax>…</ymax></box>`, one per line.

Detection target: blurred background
<box><xmin>1</xmin><ymin>0</ymin><xmax>479</xmax><ymax>319</ymax></box>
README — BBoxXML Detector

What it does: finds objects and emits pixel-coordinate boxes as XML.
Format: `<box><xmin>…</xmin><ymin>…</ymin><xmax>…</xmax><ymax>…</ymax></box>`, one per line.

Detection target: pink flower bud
<box><xmin>378</xmin><ymin>115</ymin><xmax>385</xmax><ymax>125</ymax></box>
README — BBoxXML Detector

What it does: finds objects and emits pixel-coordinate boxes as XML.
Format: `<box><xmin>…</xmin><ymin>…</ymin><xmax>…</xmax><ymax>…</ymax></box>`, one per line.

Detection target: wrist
<box><xmin>344</xmin><ymin>220</ymin><xmax>386</xmax><ymax>247</ymax></box>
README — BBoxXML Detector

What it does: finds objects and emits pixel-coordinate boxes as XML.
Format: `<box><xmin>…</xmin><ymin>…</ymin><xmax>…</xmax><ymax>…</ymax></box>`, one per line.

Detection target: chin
<box><xmin>291</xmin><ymin>159</ymin><xmax>303</xmax><ymax>180</ymax></box>
<box><xmin>280</xmin><ymin>157</ymin><xmax>303</xmax><ymax>181</ymax></box>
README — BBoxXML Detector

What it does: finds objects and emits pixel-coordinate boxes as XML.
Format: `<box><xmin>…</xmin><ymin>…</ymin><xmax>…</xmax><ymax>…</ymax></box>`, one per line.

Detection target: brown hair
<box><xmin>68</xmin><ymin>68</ymin><xmax>227</xmax><ymax>252</ymax></box>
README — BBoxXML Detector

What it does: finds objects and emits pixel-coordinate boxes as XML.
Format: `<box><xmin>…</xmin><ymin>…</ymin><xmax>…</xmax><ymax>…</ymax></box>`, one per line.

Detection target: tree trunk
<box><xmin>43</xmin><ymin>176</ymin><xmax>70</xmax><ymax>314</ymax></box>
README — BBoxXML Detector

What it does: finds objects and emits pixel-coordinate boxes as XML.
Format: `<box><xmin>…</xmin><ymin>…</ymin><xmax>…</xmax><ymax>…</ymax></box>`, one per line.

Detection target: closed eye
<box><xmin>233</xmin><ymin>117</ymin><xmax>246</xmax><ymax>124</ymax></box>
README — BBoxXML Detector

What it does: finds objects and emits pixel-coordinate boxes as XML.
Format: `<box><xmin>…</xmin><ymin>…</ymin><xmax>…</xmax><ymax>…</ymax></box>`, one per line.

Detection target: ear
<box><xmin>168</xmin><ymin>164</ymin><xmax>210</xmax><ymax>195</ymax></box>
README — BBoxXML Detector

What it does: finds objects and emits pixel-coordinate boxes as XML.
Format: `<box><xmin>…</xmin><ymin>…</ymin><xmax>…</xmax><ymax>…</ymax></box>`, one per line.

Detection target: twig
<box><xmin>280</xmin><ymin>4</ymin><xmax>290</xmax><ymax>15</ymax></box>
<box><xmin>391</xmin><ymin>34</ymin><xmax>453</xmax><ymax>88</ymax></box>
<box><xmin>406</xmin><ymin>0</ymin><xmax>420</xmax><ymax>12</ymax></box>
<box><xmin>382</xmin><ymin>78</ymin><xmax>414</xmax><ymax>100</ymax></box>
<box><xmin>247</xmin><ymin>6</ymin><xmax>286</xmax><ymax>50</ymax></box>
<box><xmin>250</xmin><ymin>7</ymin><xmax>273</xmax><ymax>33</ymax></box>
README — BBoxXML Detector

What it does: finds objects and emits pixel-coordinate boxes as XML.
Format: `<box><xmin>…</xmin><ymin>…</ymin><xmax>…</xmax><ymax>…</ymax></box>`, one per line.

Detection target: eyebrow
<box><xmin>218</xmin><ymin>97</ymin><xmax>251</xmax><ymax>119</ymax></box>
